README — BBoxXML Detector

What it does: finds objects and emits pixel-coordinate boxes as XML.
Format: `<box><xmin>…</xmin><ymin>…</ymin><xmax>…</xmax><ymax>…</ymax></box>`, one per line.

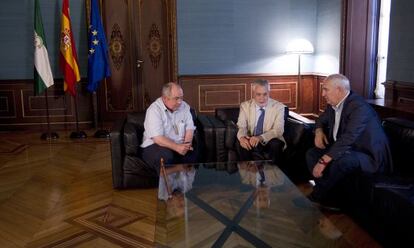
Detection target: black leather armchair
<box><xmin>324</xmin><ymin>117</ymin><xmax>414</xmax><ymax>246</ymax></box>
<box><xmin>110</xmin><ymin>112</ymin><xmax>158</xmax><ymax>189</ymax></box>
<box><xmin>363</xmin><ymin>118</ymin><xmax>414</xmax><ymax>245</ymax></box>
<box><xmin>110</xmin><ymin>109</ymin><xmax>198</xmax><ymax>189</ymax></box>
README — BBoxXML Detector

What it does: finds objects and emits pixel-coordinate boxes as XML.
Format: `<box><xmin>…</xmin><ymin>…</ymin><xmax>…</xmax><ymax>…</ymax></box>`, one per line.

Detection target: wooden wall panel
<box><xmin>22</xmin><ymin>91</ymin><xmax>71</xmax><ymax>118</ymax></box>
<box><xmin>299</xmin><ymin>76</ymin><xmax>315</xmax><ymax>115</ymax></box>
<box><xmin>0</xmin><ymin>80</ymin><xmax>93</xmax><ymax>131</ymax></box>
<box><xmin>268</xmin><ymin>81</ymin><xmax>297</xmax><ymax>110</ymax></box>
<box><xmin>180</xmin><ymin>74</ymin><xmax>322</xmax><ymax>115</ymax></box>
<box><xmin>199</xmin><ymin>84</ymin><xmax>247</xmax><ymax>112</ymax></box>
<box><xmin>367</xmin><ymin>81</ymin><xmax>414</xmax><ymax>121</ymax></box>
<box><xmin>318</xmin><ymin>82</ymin><xmax>327</xmax><ymax>112</ymax></box>
<box><xmin>384</xmin><ymin>80</ymin><xmax>414</xmax><ymax>104</ymax></box>
<box><xmin>0</xmin><ymin>90</ymin><xmax>16</xmax><ymax>118</ymax></box>
<box><xmin>315</xmin><ymin>75</ymin><xmax>327</xmax><ymax>114</ymax></box>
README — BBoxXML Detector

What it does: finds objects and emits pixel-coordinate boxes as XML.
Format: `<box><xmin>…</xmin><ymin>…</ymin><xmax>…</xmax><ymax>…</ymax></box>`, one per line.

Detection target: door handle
<box><xmin>137</xmin><ymin>59</ymin><xmax>144</xmax><ymax>68</ymax></box>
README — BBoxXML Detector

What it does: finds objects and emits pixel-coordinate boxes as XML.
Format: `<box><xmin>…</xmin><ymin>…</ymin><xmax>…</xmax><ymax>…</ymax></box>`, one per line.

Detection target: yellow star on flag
<box><xmin>92</xmin><ymin>29</ymin><xmax>98</xmax><ymax>36</ymax></box>
<box><xmin>92</xmin><ymin>39</ymin><xmax>99</xmax><ymax>45</ymax></box>
<box><xmin>89</xmin><ymin>48</ymin><xmax>95</xmax><ymax>54</ymax></box>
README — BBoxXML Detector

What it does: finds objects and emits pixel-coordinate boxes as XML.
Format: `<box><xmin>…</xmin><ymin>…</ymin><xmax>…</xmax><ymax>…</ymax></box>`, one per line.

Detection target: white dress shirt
<box><xmin>332</xmin><ymin>91</ymin><xmax>350</xmax><ymax>141</ymax></box>
<box><xmin>141</xmin><ymin>97</ymin><xmax>195</xmax><ymax>148</ymax></box>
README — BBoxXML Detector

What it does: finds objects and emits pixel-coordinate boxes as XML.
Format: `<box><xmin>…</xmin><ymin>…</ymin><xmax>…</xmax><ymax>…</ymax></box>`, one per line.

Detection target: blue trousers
<box><xmin>306</xmin><ymin>147</ymin><xmax>368</xmax><ymax>201</ymax></box>
<box><xmin>142</xmin><ymin>144</ymin><xmax>198</xmax><ymax>174</ymax></box>
<box><xmin>236</xmin><ymin>138</ymin><xmax>284</xmax><ymax>165</ymax></box>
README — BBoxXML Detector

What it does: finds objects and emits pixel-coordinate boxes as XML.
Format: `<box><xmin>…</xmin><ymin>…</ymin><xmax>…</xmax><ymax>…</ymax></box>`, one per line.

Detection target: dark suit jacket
<box><xmin>316</xmin><ymin>92</ymin><xmax>392</xmax><ymax>173</ymax></box>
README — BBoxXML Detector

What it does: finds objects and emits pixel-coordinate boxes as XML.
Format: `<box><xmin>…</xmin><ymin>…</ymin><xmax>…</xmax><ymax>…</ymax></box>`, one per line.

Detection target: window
<box><xmin>375</xmin><ymin>0</ymin><xmax>391</xmax><ymax>98</ymax></box>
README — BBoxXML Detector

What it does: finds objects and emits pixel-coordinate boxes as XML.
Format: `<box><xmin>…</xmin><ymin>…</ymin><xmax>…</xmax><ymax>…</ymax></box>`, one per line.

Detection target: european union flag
<box><xmin>87</xmin><ymin>0</ymin><xmax>111</xmax><ymax>92</ymax></box>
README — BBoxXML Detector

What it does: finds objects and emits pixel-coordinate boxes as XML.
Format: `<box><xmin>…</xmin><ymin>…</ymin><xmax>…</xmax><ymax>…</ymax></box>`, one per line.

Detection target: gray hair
<box><xmin>325</xmin><ymin>74</ymin><xmax>351</xmax><ymax>91</ymax></box>
<box><xmin>252</xmin><ymin>79</ymin><xmax>270</xmax><ymax>92</ymax></box>
<box><xmin>162</xmin><ymin>82</ymin><xmax>181</xmax><ymax>97</ymax></box>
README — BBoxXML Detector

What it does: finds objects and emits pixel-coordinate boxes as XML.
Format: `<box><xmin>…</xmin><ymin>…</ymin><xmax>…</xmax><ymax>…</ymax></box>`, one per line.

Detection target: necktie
<box><xmin>259</xmin><ymin>169</ymin><xmax>266</xmax><ymax>186</ymax></box>
<box><xmin>254</xmin><ymin>108</ymin><xmax>265</xmax><ymax>136</ymax></box>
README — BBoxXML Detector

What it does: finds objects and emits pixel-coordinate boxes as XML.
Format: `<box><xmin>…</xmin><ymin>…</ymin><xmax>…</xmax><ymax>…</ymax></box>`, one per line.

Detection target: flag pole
<box><xmin>94</xmin><ymin>88</ymin><xmax>110</xmax><ymax>138</ymax></box>
<box><xmin>40</xmin><ymin>89</ymin><xmax>59</xmax><ymax>140</ymax></box>
<box><xmin>88</xmin><ymin>0</ymin><xmax>110</xmax><ymax>138</ymax></box>
<box><xmin>70</xmin><ymin>84</ymin><xmax>87</xmax><ymax>139</ymax></box>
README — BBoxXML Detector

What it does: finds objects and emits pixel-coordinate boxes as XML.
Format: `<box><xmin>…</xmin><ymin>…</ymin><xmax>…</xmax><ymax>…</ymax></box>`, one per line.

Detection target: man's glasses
<box><xmin>168</xmin><ymin>96</ymin><xmax>183</xmax><ymax>101</ymax></box>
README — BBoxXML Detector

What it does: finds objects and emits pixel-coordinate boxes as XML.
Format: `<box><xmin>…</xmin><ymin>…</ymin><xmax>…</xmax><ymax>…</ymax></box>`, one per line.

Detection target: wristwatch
<box><xmin>318</xmin><ymin>157</ymin><xmax>329</xmax><ymax>166</ymax></box>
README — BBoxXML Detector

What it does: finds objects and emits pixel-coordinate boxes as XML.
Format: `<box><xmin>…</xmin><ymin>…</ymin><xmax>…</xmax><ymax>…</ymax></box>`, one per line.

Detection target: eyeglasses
<box><xmin>168</xmin><ymin>96</ymin><xmax>183</xmax><ymax>101</ymax></box>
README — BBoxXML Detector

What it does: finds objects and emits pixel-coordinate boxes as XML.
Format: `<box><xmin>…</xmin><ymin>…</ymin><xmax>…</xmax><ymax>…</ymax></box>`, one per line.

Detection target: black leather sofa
<box><xmin>337</xmin><ymin>117</ymin><xmax>414</xmax><ymax>246</ymax></box>
<box><xmin>197</xmin><ymin>107</ymin><xmax>315</xmax><ymax>182</ymax></box>
<box><xmin>110</xmin><ymin>112</ymin><xmax>158</xmax><ymax>189</ymax></box>
<box><xmin>110</xmin><ymin>110</ymin><xmax>198</xmax><ymax>189</ymax></box>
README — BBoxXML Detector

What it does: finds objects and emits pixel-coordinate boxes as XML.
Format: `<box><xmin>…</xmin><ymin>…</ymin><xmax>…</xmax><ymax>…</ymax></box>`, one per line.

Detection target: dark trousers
<box><xmin>236</xmin><ymin>138</ymin><xmax>284</xmax><ymax>165</ymax></box>
<box><xmin>142</xmin><ymin>144</ymin><xmax>198</xmax><ymax>174</ymax></box>
<box><xmin>306</xmin><ymin>147</ymin><xmax>366</xmax><ymax>201</ymax></box>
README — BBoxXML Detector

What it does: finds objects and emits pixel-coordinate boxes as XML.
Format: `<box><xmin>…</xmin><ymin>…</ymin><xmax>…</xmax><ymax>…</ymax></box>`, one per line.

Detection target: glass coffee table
<box><xmin>155</xmin><ymin>161</ymin><xmax>348</xmax><ymax>247</ymax></box>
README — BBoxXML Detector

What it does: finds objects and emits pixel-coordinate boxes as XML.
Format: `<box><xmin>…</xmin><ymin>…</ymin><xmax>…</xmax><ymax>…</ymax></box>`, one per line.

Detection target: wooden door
<box><xmin>100</xmin><ymin>0</ymin><xmax>177</xmax><ymax>120</ymax></box>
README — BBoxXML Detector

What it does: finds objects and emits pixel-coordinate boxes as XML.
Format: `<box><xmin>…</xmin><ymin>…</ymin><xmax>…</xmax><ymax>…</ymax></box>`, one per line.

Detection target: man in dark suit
<box><xmin>306</xmin><ymin>74</ymin><xmax>392</xmax><ymax>207</ymax></box>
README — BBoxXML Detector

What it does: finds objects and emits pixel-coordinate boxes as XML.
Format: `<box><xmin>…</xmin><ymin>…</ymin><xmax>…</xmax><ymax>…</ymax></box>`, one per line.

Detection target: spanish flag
<box><xmin>59</xmin><ymin>0</ymin><xmax>80</xmax><ymax>96</ymax></box>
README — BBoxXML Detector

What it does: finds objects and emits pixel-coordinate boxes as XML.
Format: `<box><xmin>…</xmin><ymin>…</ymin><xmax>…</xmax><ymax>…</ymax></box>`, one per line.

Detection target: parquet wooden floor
<box><xmin>0</xmin><ymin>130</ymin><xmax>381</xmax><ymax>247</ymax></box>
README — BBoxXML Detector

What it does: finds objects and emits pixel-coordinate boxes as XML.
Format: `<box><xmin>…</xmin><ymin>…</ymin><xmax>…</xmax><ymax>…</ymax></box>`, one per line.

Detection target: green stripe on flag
<box><xmin>34</xmin><ymin>0</ymin><xmax>54</xmax><ymax>95</ymax></box>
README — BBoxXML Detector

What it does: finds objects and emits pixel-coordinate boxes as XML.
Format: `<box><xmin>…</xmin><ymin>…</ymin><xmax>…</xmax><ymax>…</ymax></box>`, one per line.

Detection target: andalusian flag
<box><xmin>59</xmin><ymin>0</ymin><xmax>80</xmax><ymax>96</ymax></box>
<box><xmin>34</xmin><ymin>0</ymin><xmax>54</xmax><ymax>95</ymax></box>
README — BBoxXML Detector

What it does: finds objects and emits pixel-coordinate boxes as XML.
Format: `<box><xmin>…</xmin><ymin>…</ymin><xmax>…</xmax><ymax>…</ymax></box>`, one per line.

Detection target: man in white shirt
<box><xmin>141</xmin><ymin>82</ymin><xmax>197</xmax><ymax>170</ymax></box>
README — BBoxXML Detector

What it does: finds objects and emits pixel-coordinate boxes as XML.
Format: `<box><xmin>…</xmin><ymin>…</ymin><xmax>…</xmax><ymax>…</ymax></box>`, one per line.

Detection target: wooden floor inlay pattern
<box><xmin>67</xmin><ymin>205</ymin><xmax>153</xmax><ymax>247</ymax></box>
<box><xmin>0</xmin><ymin>138</ymin><xmax>27</xmax><ymax>154</ymax></box>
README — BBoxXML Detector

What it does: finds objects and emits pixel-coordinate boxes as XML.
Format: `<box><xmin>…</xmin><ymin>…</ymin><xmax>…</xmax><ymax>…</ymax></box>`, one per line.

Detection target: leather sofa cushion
<box><xmin>126</xmin><ymin>112</ymin><xmax>146</xmax><ymax>126</ymax></box>
<box><xmin>215</xmin><ymin>107</ymin><xmax>240</xmax><ymax>123</ymax></box>
<box><xmin>124</xmin><ymin>122</ymin><xmax>144</xmax><ymax>156</ymax></box>
<box><xmin>208</xmin><ymin>116</ymin><xmax>227</xmax><ymax>162</ymax></box>
<box><xmin>197</xmin><ymin>115</ymin><xmax>216</xmax><ymax>162</ymax></box>
<box><xmin>123</xmin><ymin>155</ymin><xmax>158</xmax><ymax>177</ymax></box>
<box><xmin>124</xmin><ymin>112</ymin><xmax>146</xmax><ymax>156</ymax></box>
<box><xmin>225</xmin><ymin>120</ymin><xmax>238</xmax><ymax>149</ymax></box>
<box><xmin>123</xmin><ymin>156</ymin><xmax>158</xmax><ymax>188</ymax></box>
<box><xmin>284</xmin><ymin>117</ymin><xmax>307</xmax><ymax>147</ymax></box>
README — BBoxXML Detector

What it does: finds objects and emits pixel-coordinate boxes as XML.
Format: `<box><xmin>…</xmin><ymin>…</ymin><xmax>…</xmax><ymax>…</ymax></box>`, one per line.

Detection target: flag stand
<box><xmin>70</xmin><ymin>84</ymin><xmax>87</xmax><ymax>139</ymax></box>
<box><xmin>93</xmin><ymin>91</ymin><xmax>110</xmax><ymax>138</ymax></box>
<box><xmin>40</xmin><ymin>89</ymin><xmax>59</xmax><ymax>140</ymax></box>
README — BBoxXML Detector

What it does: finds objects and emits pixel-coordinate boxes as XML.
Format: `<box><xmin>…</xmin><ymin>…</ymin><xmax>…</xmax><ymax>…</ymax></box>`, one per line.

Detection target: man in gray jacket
<box><xmin>236</xmin><ymin>79</ymin><xmax>286</xmax><ymax>165</ymax></box>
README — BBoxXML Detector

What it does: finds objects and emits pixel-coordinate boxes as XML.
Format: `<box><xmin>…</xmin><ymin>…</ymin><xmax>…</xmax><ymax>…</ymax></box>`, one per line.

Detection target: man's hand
<box><xmin>249</xmin><ymin>136</ymin><xmax>262</xmax><ymax>147</ymax></box>
<box><xmin>239</xmin><ymin>136</ymin><xmax>252</xmax><ymax>150</ymax></box>
<box><xmin>312</xmin><ymin>162</ymin><xmax>326</xmax><ymax>178</ymax></box>
<box><xmin>175</xmin><ymin>143</ymin><xmax>192</xmax><ymax>155</ymax></box>
<box><xmin>312</xmin><ymin>155</ymin><xmax>331</xmax><ymax>178</ymax></box>
<box><xmin>315</xmin><ymin>128</ymin><xmax>329</xmax><ymax>149</ymax></box>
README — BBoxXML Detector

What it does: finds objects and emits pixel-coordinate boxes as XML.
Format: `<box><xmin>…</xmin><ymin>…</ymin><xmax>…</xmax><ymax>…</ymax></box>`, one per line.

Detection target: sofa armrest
<box><xmin>123</xmin><ymin>122</ymin><xmax>141</xmax><ymax>156</ymax></box>
<box><xmin>284</xmin><ymin>117</ymin><xmax>314</xmax><ymax>147</ymax></box>
<box><xmin>110</xmin><ymin>118</ymin><xmax>126</xmax><ymax>189</ymax></box>
<box><xmin>208</xmin><ymin>116</ymin><xmax>227</xmax><ymax>162</ymax></box>
<box><xmin>225</xmin><ymin>120</ymin><xmax>238</xmax><ymax>150</ymax></box>
<box><xmin>197</xmin><ymin>115</ymin><xmax>216</xmax><ymax>162</ymax></box>
<box><xmin>373</xmin><ymin>175</ymin><xmax>414</xmax><ymax>190</ymax></box>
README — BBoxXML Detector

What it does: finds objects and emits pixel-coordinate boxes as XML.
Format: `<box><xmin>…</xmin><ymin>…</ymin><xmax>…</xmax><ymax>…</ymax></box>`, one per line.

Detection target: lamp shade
<box><xmin>286</xmin><ymin>39</ymin><xmax>314</xmax><ymax>54</ymax></box>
